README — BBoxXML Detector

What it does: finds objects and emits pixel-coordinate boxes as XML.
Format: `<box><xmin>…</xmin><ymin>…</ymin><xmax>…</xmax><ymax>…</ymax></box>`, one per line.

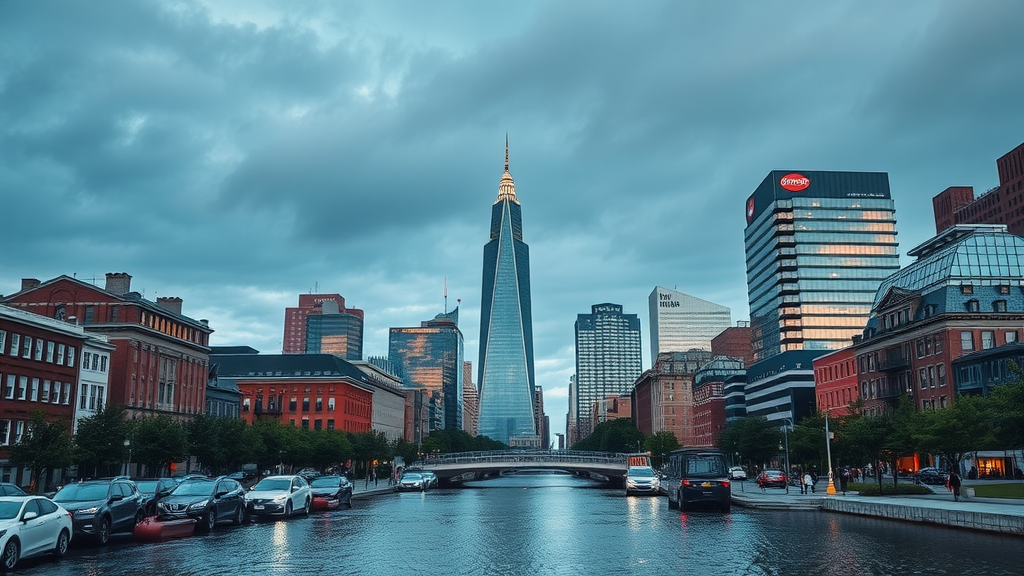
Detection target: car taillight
<box><xmin>722</xmin><ymin>480</ymin><xmax>730</xmax><ymax>487</ymax></box>
<box><xmin>682</xmin><ymin>480</ymin><xmax>691</xmax><ymax>487</ymax></box>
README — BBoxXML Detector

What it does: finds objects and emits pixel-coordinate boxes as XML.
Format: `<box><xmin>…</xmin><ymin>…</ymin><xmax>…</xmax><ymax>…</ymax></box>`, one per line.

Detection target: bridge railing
<box><xmin>417</xmin><ymin>450</ymin><xmax>633</xmax><ymax>466</ymax></box>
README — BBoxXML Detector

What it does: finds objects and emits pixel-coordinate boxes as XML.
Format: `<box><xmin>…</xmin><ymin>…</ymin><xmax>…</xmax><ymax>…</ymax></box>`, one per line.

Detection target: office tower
<box><xmin>306</xmin><ymin>300</ymin><xmax>364</xmax><ymax>361</ymax></box>
<box><xmin>743</xmin><ymin>170</ymin><xmax>899</xmax><ymax>423</ymax></box>
<box><xmin>648</xmin><ymin>287</ymin><xmax>731</xmax><ymax>360</ymax></box>
<box><xmin>283</xmin><ymin>294</ymin><xmax>364</xmax><ymax>354</ymax></box>
<box><xmin>389</xmin><ymin>309</ymin><xmax>464</xmax><ymax>432</ymax></box>
<box><xmin>573</xmin><ymin>303</ymin><xmax>642</xmax><ymax>442</ymax></box>
<box><xmin>477</xmin><ymin>141</ymin><xmax>537</xmax><ymax>445</ymax></box>
<box><xmin>462</xmin><ymin>361</ymin><xmax>479</xmax><ymax>436</ymax></box>
<box><xmin>745</xmin><ymin>171</ymin><xmax>900</xmax><ymax>362</ymax></box>
<box><xmin>932</xmin><ymin>141</ymin><xmax>1024</xmax><ymax>236</ymax></box>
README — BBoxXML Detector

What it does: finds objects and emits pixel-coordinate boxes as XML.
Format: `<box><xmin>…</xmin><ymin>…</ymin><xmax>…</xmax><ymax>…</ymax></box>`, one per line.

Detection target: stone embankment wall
<box><xmin>821</xmin><ymin>498</ymin><xmax>1024</xmax><ymax>536</ymax></box>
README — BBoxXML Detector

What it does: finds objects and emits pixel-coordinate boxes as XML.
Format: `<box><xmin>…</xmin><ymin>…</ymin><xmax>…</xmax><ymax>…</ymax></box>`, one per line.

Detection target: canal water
<box><xmin>42</xmin><ymin>473</ymin><xmax>1022</xmax><ymax>575</ymax></box>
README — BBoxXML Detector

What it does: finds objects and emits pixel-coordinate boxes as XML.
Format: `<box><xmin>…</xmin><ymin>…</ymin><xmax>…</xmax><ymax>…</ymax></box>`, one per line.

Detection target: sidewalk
<box><xmin>730</xmin><ymin>479</ymin><xmax>1024</xmax><ymax>535</ymax></box>
<box><xmin>351</xmin><ymin>478</ymin><xmax>398</xmax><ymax>501</ymax></box>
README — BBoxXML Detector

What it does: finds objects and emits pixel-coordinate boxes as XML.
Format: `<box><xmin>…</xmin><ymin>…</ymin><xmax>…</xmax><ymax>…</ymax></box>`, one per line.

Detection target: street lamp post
<box><xmin>825</xmin><ymin>411</ymin><xmax>837</xmax><ymax>495</ymax></box>
<box><xmin>123</xmin><ymin>439</ymin><xmax>132</xmax><ymax>477</ymax></box>
<box><xmin>781</xmin><ymin>418</ymin><xmax>792</xmax><ymax>493</ymax></box>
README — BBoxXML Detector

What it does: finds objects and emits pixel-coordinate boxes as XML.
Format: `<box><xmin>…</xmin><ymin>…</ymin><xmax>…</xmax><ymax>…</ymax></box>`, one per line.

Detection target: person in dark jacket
<box><xmin>947</xmin><ymin>470</ymin><xmax>962</xmax><ymax>501</ymax></box>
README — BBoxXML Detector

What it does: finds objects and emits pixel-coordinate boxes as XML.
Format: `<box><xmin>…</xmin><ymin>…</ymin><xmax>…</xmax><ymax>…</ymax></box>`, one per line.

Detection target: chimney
<box><xmin>20</xmin><ymin>278</ymin><xmax>40</xmax><ymax>291</ymax></box>
<box><xmin>105</xmin><ymin>273</ymin><xmax>132</xmax><ymax>295</ymax></box>
<box><xmin>156</xmin><ymin>296</ymin><xmax>183</xmax><ymax>316</ymax></box>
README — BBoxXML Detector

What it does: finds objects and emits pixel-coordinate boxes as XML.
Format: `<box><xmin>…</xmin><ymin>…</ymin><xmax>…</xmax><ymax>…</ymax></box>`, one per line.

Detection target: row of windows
<box><xmin>0</xmin><ymin>330</ymin><xmax>76</xmax><ymax>367</ymax></box>
<box><xmin>82</xmin><ymin>351</ymin><xmax>109</xmax><ymax>373</ymax></box>
<box><xmin>2</xmin><ymin>374</ymin><xmax>73</xmax><ymax>404</ymax></box>
<box><xmin>916</xmin><ymin>334</ymin><xmax>945</xmax><ymax>358</ymax></box>
<box><xmin>78</xmin><ymin>383</ymin><xmax>106</xmax><ymax>412</ymax></box>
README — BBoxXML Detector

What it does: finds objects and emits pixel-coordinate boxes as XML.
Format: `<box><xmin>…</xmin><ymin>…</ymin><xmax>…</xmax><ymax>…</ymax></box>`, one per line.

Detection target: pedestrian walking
<box><xmin>373</xmin><ymin>468</ymin><xmax>378</xmax><ymax>487</ymax></box>
<box><xmin>946</xmin><ymin>469</ymin><xmax>962</xmax><ymax>501</ymax></box>
<box><xmin>803</xmin><ymin>472</ymin><xmax>814</xmax><ymax>494</ymax></box>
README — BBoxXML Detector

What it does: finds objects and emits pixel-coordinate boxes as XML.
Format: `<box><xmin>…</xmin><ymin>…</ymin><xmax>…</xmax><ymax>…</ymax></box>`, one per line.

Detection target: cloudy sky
<box><xmin>2</xmin><ymin>0</ymin><xmax>1022</xmax><ymax>441</ymax></box>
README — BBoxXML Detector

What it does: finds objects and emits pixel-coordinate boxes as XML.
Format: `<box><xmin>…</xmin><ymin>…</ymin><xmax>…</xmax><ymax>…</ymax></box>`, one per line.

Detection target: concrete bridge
<box><xmin>412</xmin><ymin>450</ymin><xmax>643</xmax><ymax>487</ymax></box>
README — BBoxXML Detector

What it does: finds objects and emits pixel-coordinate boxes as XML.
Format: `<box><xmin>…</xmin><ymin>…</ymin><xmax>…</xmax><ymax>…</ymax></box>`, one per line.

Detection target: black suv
<box><xmin>132</xmin><ymin>477</ymin><xmax>178</xmax><ymax>516</ymax></box>
<box><xmin>52</xmin><ymin>478</ymin><xmax>144</xmax><ymax>544</ymax></box>
<box><xmin>156</xmin><ymin>476</ymin><xmax>246</xmax><ymax>531</ymax></box>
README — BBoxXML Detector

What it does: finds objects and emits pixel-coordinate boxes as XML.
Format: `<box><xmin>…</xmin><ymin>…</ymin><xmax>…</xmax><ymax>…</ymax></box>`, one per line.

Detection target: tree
<box><xmin>914</xmin><ymin>394</ymin><xmax>996</xmax><ymax>473</ymax></box>
<box><xmin>8</xmin><ymin>411</ymin><xmax>75</xmax><ymax>492</ymax></box>
<box><xmin>988</xmin><ymin>362</ymin><xmax>1024</xmax><ymax>452</ymax></box>
<box><xmin>717</xmin><ymin>417</ymin><xmax>782</xmax><ymax>470</ymax></box>
<box><xmin>572</xmin><ymin>419</ymin><xmax>644</xmax><ymax>452</ymax></box>
<box><xmin>132</xmin><ymin>416</ymin><xmax>189</xmax><ymax>476</ymax></box>
<box><xmin>73</xmin><ymin>403</ymin><xmax>129</xmax><ymax>477</ymax></box>
<box><xmin>645</xmin><ymin>430</ymin><xmax>680</xmax><ymax>468</ymax></box>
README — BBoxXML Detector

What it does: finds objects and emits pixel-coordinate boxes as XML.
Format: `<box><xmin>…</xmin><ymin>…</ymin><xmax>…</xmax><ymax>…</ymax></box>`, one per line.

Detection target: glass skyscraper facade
<box><xmin>477</xmin><ymin>143</ymin><xmax>537</xmax><ymax>445</ymax></box>
<box><xmin>573</xmin><ymin>303</ymin><xmax>642</xmax><ymax>441</ymax></box>
<box><xmin>744</xmin><ymin>170</ymin><xmax>900</xmax><ymax>362</ymax></box>
<box><xmin>388</xmin><ymin>309</ymin><xmax>464</xmax><ymax>432</ymax></box>
<box><xmin>305</xmin><ymin>300</ymin><xmax>363</xmax><ymax>361</ymax></box>
<box><xmin>648</xmin><ymin>287</ymin><xmax>731</xmax><ymax>359</ymax></box>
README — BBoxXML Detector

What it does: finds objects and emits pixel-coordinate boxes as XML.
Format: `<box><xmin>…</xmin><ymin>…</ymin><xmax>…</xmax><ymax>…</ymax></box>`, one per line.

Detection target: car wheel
<box><xmin>284</xmin><ymin>501</ymin><xmax>292</xmax><ymax>517</ymax></box>
<box><xmin>303</xmin><ymin>498</ymin><xmax>310</xmax><ymax>516</ymax></box>
<box><xmin>204</xmin><ymin>510</ymin><xmax>217</xmax><ymax>532</ymax></box>
<box><xmin>233</xmin><ymin>505</ymin><xmax>244</xmax><ymax>525</ymax></box>
<box><xmin>0</xmin><ymin>539</ymin><xmax>18</xmax><ymax>572</ymax></box>
<box><xmin>53</xmin><ymin>529</ymin><xmax>70</xmax><ymax>559</ymax></box>
<box><xmin>96</xmin><ymin>517</ymin><xmax>111</xmax><ymax>545</ymax></box>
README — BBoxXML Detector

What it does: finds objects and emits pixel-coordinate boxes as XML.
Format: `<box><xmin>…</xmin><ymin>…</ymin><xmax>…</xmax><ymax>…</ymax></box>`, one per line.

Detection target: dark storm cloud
<box><xmin>2</xmin><ymin>0</ymin><xmax>1022</xmax><ymax>439</ymax></box>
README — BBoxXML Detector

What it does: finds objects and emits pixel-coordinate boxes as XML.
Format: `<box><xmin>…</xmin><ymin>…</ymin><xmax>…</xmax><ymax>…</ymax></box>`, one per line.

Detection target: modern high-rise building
<box><xmin>743</xmin><ymin>170</ymin><xmax>900</xmax><ymax>422</ymax></box>
<box><xmin>388</xmin><ymin>309</ymin><xmax>464</xmax><ymax>432</ymax></box>
<box><xmin>306</xmin><ymin>300</ymin><xmax>364</xmax><ymax>361</ymax></box>
<box><xmin>573</xmin><ymin>303</ymin><xmax>642</xmax><ymax>442</ymax></box>
<box><xmin>648</xmin><ymin>287</ymin><xmax>731</xmax><ymax>360</ymax></box>
<box><xmin>462</xmin><ymin>361</ymin><xmax>478</xmax><ymax>436</ymax></box>
<box><xmin>745</xmin><ymin>170</ymin><xmax>900</xmax><ymax>363</ymax></box>
<box><xmin>283</xmin><ymin>294</ymin><xmax>364</xmax><ymax>355</ymax></box>
<box><xmin>477</xmin><ymin>141</ymin><xmax>538</xmax><ymax>445</ymax></box>
<box><xmin>932</xmin><ymin>141</ymin><xmax>1024</xmax><ymax>236</ymax></box>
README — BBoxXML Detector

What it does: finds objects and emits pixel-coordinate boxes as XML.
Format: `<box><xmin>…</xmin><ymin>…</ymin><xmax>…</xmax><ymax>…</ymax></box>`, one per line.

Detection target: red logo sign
<box><xmin>746</xmin><ymin>196</ymin><xmax>756</xmax><ymax>222</ymax></box>
<box><xmin>780</xmin><ymin>173</ymin><xmax>810</xmax><ymax>191</ymax></box>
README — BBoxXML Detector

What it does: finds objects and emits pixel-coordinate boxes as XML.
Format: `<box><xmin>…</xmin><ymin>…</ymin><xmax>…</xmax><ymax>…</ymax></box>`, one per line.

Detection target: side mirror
<box><xmin>215</xmin><ymin>491</ymin><xmax>229</xmax><ymax>499</ymax></box>
<box><xmin>109</xmin><ymin>495</ymin><xmax>124</xmax><ymax>502</ymax></box>
<box><xmin>22</xmin><ymin>511</ymin><xmax>38</xmax><ymax>522</ymax></box>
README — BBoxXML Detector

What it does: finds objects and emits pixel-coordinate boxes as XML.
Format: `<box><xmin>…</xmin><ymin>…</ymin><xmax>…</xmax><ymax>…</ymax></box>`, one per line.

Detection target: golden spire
<box><xmin>496</xmin><ymin>134</ymin><xmax>518</xmax><ymax>204</ymax></box>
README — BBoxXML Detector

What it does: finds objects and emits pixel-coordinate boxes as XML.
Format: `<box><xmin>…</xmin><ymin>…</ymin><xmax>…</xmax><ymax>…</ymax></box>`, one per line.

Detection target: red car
<box><xmin>756</xmin><ymin>469</ymin><xmax>788</xmax><ymax>489</ymax></box>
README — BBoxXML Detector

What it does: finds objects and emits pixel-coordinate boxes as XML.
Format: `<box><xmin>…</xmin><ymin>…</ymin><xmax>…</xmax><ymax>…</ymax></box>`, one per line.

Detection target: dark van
<box><xmin>664</xmin><ymin>448</ymin><xmax>731</xmax><ymax>512</ymax></box>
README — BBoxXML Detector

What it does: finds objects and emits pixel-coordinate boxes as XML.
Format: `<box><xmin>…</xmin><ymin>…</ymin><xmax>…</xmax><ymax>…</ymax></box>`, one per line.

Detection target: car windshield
<box><xmin>134</xmin><ymin>480</ymin><xmax>159</xmax><ymax>493</ymax></box>
<box><xmin>253</xmin><ymin>478</ymin><xmax>291</xmax><ymax>492</ymax></box>
<box><xmin>402</xmin><ymin>473</ymin><xmax>422</xmax><ymax>481</ymax></box>
<box><xmin>628</xmin><ymin>467</ymin><xmax>656</xmax><ymax>478</ymax></box>
<box><xmin>685</xmin><ymin>455</ymin><xmax>727</xmax><ymax>478</ymax></box>
<box><xmin>0</xmin><ymin>501</ymin><xmax>23</xmax><ymax>520</ymax></box>
<box><xmin>310</xmin><ymin>476</ymin><xmax>340</xmax><ymax>488</ymax></box>
<box><xmin>54</xmin><ymin>483</ymin><xmax>108</xmax><ymax>502</ymax></box>
<box><xmin>172</xmin><ymin>480</ymin><xmax>216</xmax><ymax>496</ymax></box>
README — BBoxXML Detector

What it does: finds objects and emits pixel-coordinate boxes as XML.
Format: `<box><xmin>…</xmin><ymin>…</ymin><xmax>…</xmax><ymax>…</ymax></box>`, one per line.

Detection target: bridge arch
<box><xmin>412</xmin><ymin>450</ymin><xmax>644</xmax><ymax>488</ymax></box>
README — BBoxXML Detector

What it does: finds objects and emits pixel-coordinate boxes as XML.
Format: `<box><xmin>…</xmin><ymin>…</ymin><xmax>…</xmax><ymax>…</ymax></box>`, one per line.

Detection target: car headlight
<box><xmin>273</xmin><ymin>494</ymin><xmax>289</xmax><ymax>502</ymax></box>
<box><xmin>187</xmin><ymin>500</ymin><xmax>210</xmax><ymax>510</ymax></box>
<box><xmin>75</xmin><ymin>507</ymin><xmax>99</xmax><ymax>516</ymax></box>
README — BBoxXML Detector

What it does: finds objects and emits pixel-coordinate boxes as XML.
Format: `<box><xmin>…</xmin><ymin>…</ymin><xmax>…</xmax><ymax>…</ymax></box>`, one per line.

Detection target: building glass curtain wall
<box><xmin>477</xmin><ymin>142</ymin><xmax>537</xmax><ymax>445</ymax></box>
<box><xmin>648</xmin><ymin>287</ymin><xmax>731</xmax><ymax>359</ymax></box>
<box><xmin>574</xmin><ymin>304</ymin><xmax>642</xmax><ymax>440</ymax></box>
<box><xmin>305</xmin><ymin>300</ymin><xmax>363</xmax><ymax>361</ymax></box>
<box><xmin>744</xmin><ymin>170</ymin><xmax>900</xmax><ymax>362</ymax></box>
<box><xmin>388</xmin><ymin>309</ymin><xmax>464</xmax><ymax>432</ymax></box>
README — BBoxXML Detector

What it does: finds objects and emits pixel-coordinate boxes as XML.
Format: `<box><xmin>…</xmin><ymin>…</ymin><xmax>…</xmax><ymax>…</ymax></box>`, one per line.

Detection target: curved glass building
<box><xmin>477</xmin><ymin>141</ymin><xmax>537</xmax><ymax>445</ymax></box>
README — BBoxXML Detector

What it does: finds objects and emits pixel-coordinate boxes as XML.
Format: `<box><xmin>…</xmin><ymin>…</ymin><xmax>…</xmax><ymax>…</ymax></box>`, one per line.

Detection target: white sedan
<box><xmin>0</xmin><ymin>496</ymin><xmax>73</xmax><ymax>571</ymax></box>
<box><xmin>728</xmin><ymin>466</ymin><xmax>748</xmax><ymax>480</ymax></box>
<box><xmin>244</xmin><ymin>475</ymin><xmax>312</xmax><ymax>517</ymax></box>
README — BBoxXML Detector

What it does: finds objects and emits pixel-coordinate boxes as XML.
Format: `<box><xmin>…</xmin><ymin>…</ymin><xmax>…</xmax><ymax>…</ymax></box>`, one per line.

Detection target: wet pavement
<box><xmin>26</xmin><ymin>474</ymin><xmax>1024</xmax><ymax>576</ymax></box>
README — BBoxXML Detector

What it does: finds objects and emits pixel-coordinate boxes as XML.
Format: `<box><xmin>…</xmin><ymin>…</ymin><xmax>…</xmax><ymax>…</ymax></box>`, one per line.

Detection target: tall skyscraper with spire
<box><xmin>477</xmin><ymin>139</ymin><xmax>537</xmax><ymax>445</ymax></box>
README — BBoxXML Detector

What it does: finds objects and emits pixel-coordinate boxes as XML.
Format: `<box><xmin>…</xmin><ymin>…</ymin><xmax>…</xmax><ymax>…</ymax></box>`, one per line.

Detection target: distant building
<box><xmin>692</xmin><ymin>357</ymin><xmax>743</xmax><ymax>447</ymax></box>
<box><xmin>3</xmin><ymin>273</ymin><xmax>213</xmax><ymax>421</ymax></box>
<box><xmin>744</xmin><ymin>350</ymin><xmax>820</xmax><ymax>424</ymax></box>
<box><xmin>283</xmin><ymin>294</ymin><xmax>364</xmax><ymax>355</ymax></box>
<box><xmin>591</xmin><ymin>395</ymin><xmax>632</xmax><ymax>431</ymax></box>
<box><xmin>648</xmin><ymin>287</ymin><xmax>730</xmax><ymax>359</ymax></box>
<box><xmin>632</xmin><ymin>350</ymin><xmax>714</xmax><ymax>445</ymax></box>
<box><xmin>462</xmin><ymin>361</ymin><xmax>479</xmax><ymax>436</ymax></box>
<box><xmin>812</xmin><ymin>348</ymin><xmax>857</xmax><ymax>416</ymax></box>
<box><xmin>711</xmin><ymin>321</ymin><xmax>754</xmax><ymax>368</ymax></box>
<box><xmin>351</xmin><ymin>361</ymin><xmax>408</xmax><ymax>442</ymax></box>
<box><xmin>534</xmin><ymin>385</ymin><xmax>550</xmax><ymax>450</ymax></box>
<box><xmin>932</xmin><ymin>141</ymin><xmax>1024</xmax><ymax>236</ymax></box>
<box><xmin>389</xmin><ymin>308</ymin><xmax>464</xmax><ymax>432</ymax></box>
<box><xmin>573</xmin><ymin>303</ymin><xmax>642</xmax><ymax>444</ymax></box>
<box><xmin>477</xmin><ymin>141</ymin><xmax>537</xmax><ymax>445</ymax></box>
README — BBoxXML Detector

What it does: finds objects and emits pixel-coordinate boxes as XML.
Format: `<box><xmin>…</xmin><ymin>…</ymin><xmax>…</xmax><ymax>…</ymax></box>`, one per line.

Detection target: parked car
<box><xmin>0</xmin><ymin>483</ymin><xmax>26</xmax><ymax>497</ymax></box>
<box><xmin>296</xmin><ymin>468</ymin><xmax>321</xmax><ymax>482</ymax></box>
<box><xmin>624</xmin><ymin>466</ymin><xmax>661</xmax><ymax>496</ymax></box>
<box><xmin>420</xmin><ymin>471</ymin><xmax>439</xmax><ymax>489</ymax></box>
<box><xmin>171</xmin><ymin>473</ymin><xmax>207</xmax><ymax>484</ymax></box>
<box><xmin>728</xmin><ymin>466</ymin><xmax>748</xmax><ymax>481</ymax></box>
<box><xmin>308</xmin><ymin>475</ymin><xmax>354</xmax><ymax>509</ymax></box>
<box><xmin>664</xmin><ymin>448</ymin><xmax>732</xmax><ymax>512</ymax></box>
<box><xmin>157</xmin><ymin>476</ymin><xmax>246</xmax><ymax>531</ymax></box>
<box><xmin>244</xmin><ymin>475</ymin><xmax>312</xmax><ymax>517</ymax></box>
<box><xmin>0</xmin><ymin>496</ymin><xmax>73</xmax><ymax>571</ymax></box>
<box><xmin>395</xmin><ymin>472</ymin><xmax>427</xmax><ymax>492</ymax></box>
<box><xmin>52</xmin><ymin>478</ymin><xmax>144</xmax><ymax>544</ymax></box>
<box><xmin>132</xmin><ymin>478</ymin><xmax>178</xmax><ymax>516</ymax></box>
<box><xmin>755</xmin><ymin>469</ymin><xmax>789</xmax><ymax>489</ymax></box>
<box><xmin>915</xmin><ymin>467</ymin><xmax>949</xmax><ymax>486</ymax></box>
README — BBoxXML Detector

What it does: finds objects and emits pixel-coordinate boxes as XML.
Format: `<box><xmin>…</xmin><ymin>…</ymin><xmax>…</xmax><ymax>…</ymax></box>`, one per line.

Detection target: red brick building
<box><xmin>812</xmin><ymin>348</ymin><xmax>857</xmax><ymax>416</ymax></box>
<box><xmin>2</xmin><ymin>274</ymin><xmax>212</xmax><ymax>421</ymax></box>
<box><xmin>932</xmin><ymin>141</ymin><xmax>1024</xmax><ymax>236</ymax></box>
<box><xmin>282</xmin><ymin>294</ymin><xmax>364</xmax><ymax>355</ymax></box>
<box><xmin>631</xmin><ymin>350</ymin><xmax>714</xmax><ymax>445</ymax></box>
<box><xmin>691</xmin><ymin>357</ymin><xmax>742</xmax><ymax>448</ymax></box>
<box><xmin>711</xmin><ymin>321</ymin><xmax>755</xmax><ymax>367</ymax></box>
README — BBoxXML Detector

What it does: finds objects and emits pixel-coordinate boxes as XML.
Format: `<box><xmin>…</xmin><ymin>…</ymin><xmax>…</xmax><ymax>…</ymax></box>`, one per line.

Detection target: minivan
<box><xmin>664</xmin><ymin>448</ymin><xmax>731</xmax><ymax>512</ymax></box>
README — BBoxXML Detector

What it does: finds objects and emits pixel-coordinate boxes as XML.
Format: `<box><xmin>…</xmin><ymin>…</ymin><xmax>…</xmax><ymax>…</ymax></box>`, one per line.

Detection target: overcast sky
<box><xmin>2</xmin><ymin>1</ymin><xmax>1022</xmax><ymax>442</ymax></box>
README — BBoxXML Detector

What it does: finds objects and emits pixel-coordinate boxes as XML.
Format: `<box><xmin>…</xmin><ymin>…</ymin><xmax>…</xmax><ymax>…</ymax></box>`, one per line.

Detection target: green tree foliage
<box><xmin>420</xmin><ymin>429</ymin><xmax>507</xmax><ymax>454</ymax></box>
<box><xmin>644</xmin><ymin>430</ymin><xmax>680</xmax><ymax>468</ymax></box>
<box><xmin>73</xmin><ymin>403</ymin><xmax>129</xmax><ymax>477</ymax></box>
<box><xmin>8</xmin><ymin>411</ymin><xmax>75</xmax><ymax>492</ymax></box>
<box><xmin>988</xmin><ymin>362</ymin><xmax>1024</xmax><ymax>449</ymax></box>
<box><xmin>787</xmin><ymin>413</ymin><xmax>824</xmax><ymax>471</ymax></box>
<box><xmin>188</xmin><ymin>415</ymin><xmax>257</xmax><ymax>474</ymax></box>
<box><xmin>914</xmin><ymin>394</ymin><xmax>996</xmax><ymax>470</ymax></box>
<box><xmin>572</xmin><ymin>418</ymin><xmax>645</xmax><ymax>453</ymax></box>
<box><xmin>392</xmin><ymin>438</ymin><xmax>420</xmax><ymax>465</ymax></box>
<box><xmin>716</xmin><ymin>417</ymin><xmax>782</xmax><ymax>469</ymax></box>
<box><xmin>132</xmin><ymin>416</ymin><xmax>189</xmax><ymax>476</ymax></box>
